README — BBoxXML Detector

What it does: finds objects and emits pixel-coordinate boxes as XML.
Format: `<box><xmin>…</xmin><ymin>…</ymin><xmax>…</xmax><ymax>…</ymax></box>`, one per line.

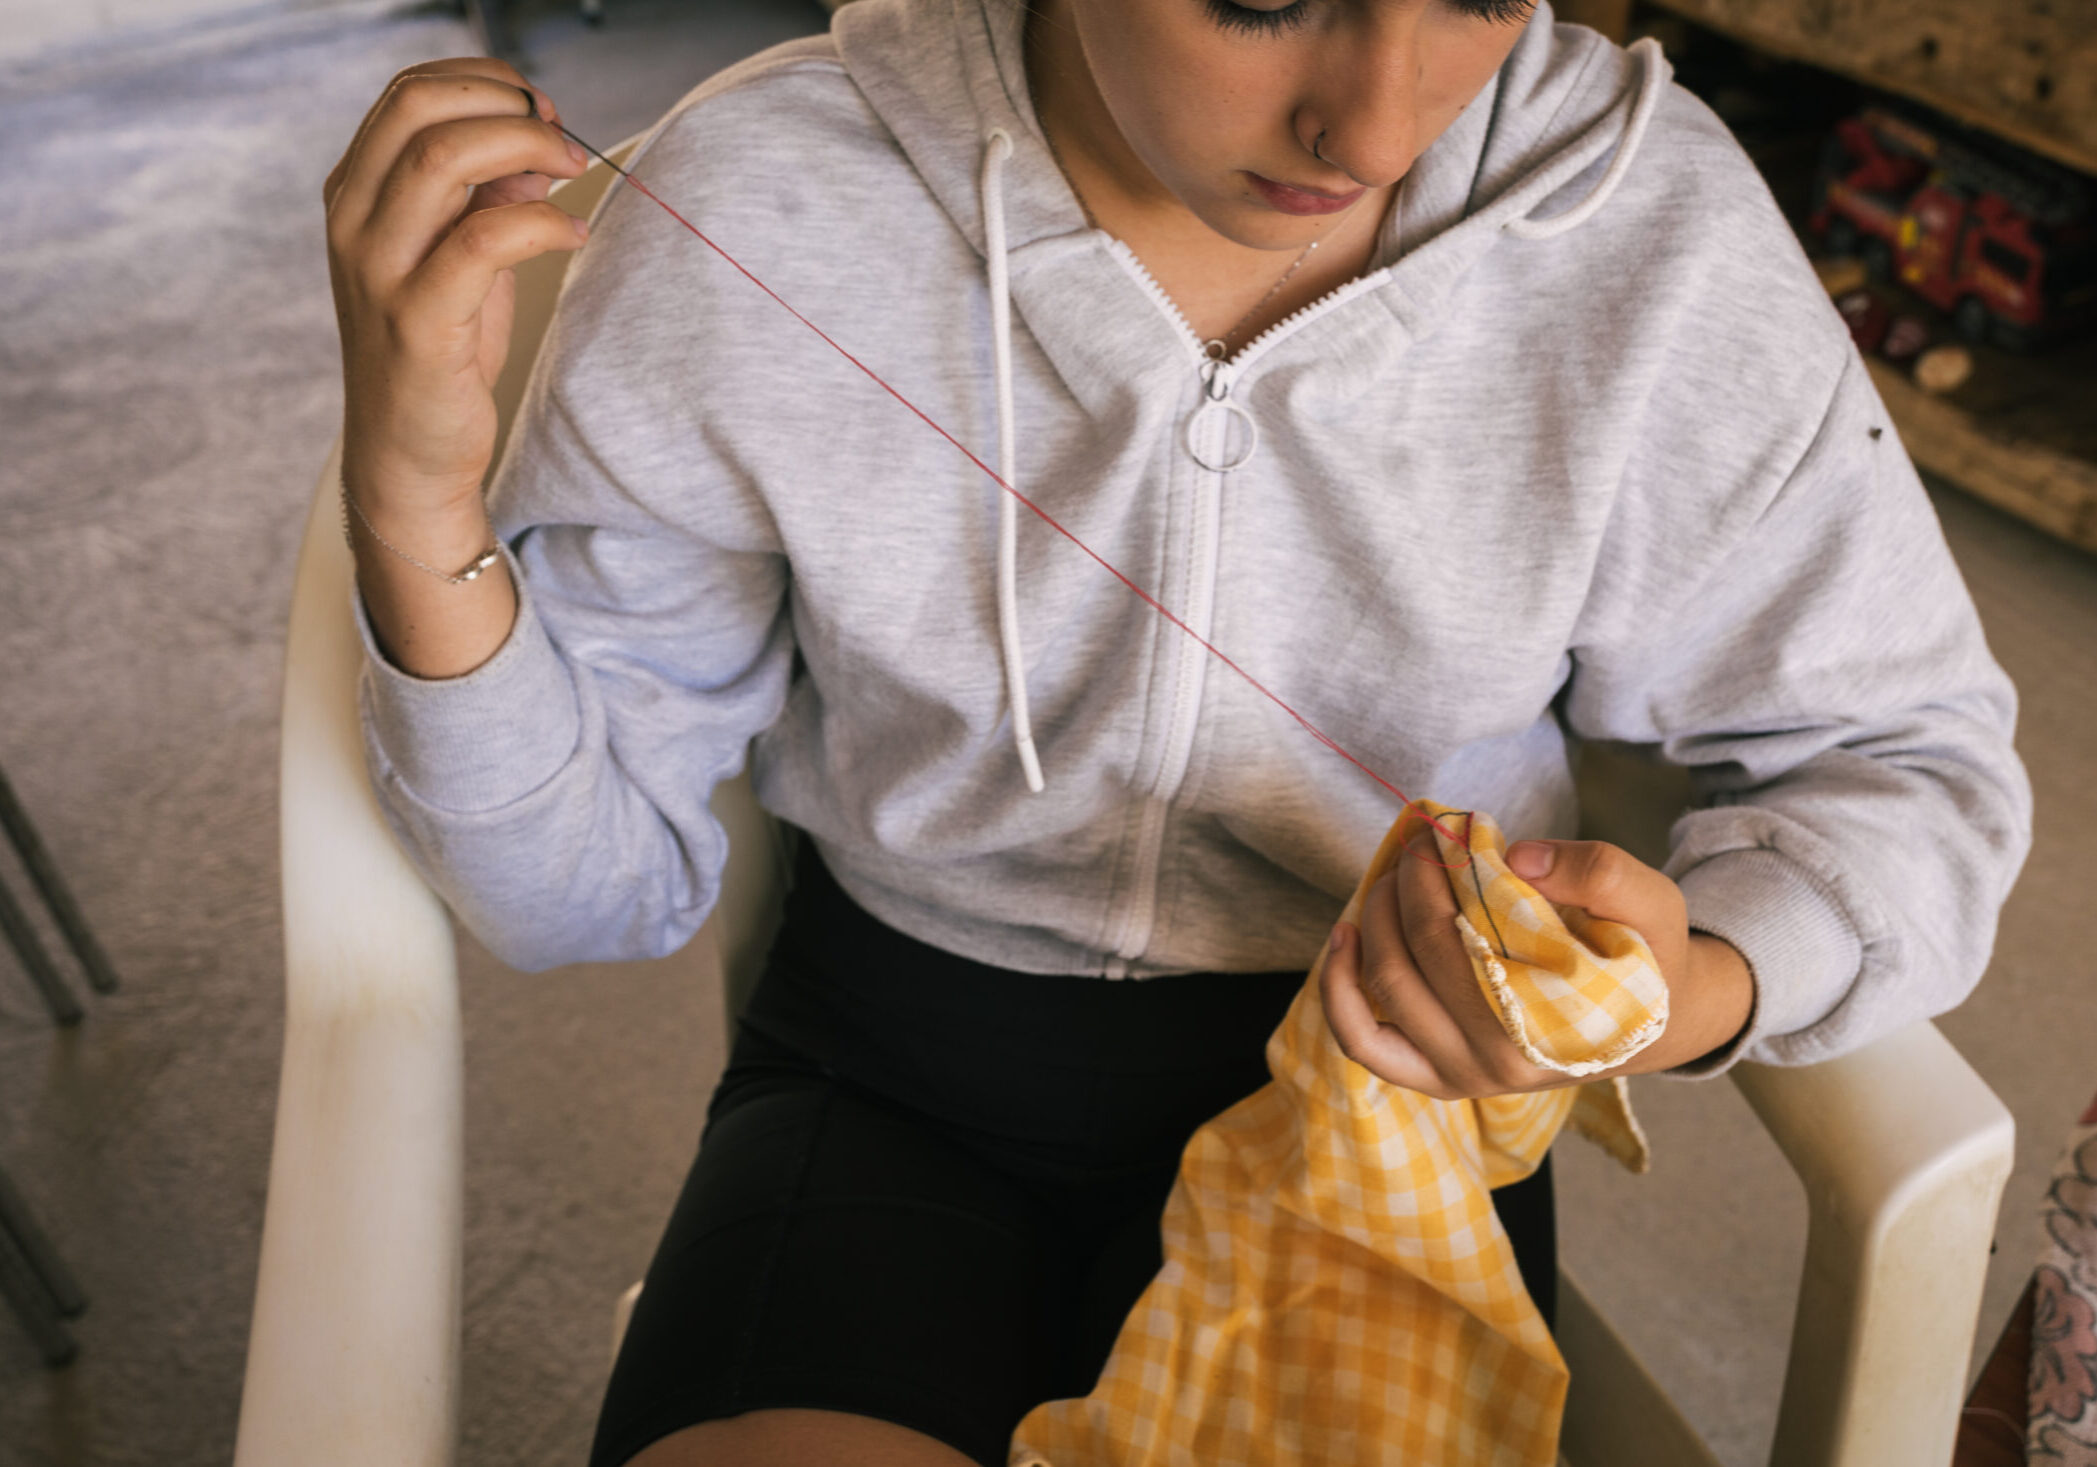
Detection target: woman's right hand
<box><xmin>325</xmin><ymin>58</ymin><xmax>592</xmax><ymax>516</ymax></box>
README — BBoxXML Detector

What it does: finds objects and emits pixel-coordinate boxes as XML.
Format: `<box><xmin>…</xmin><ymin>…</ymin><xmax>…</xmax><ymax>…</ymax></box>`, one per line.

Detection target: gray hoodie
<box><xmin>353</xmin><ymin>0</ymin><xmax>2032</xmax><ymax>1076</ymax></box>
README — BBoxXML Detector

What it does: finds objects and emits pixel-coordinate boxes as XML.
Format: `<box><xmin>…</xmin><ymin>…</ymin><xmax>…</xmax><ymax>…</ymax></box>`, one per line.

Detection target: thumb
<box><xmin>1505</xmin><ymin>839</ymin><xmax>1562</xmax><ymax>883</ymax></box>
<box><xmin>1504</xmin><ymin>838</ymin><xmax>1677</xmax><ymax>929</ymax></box>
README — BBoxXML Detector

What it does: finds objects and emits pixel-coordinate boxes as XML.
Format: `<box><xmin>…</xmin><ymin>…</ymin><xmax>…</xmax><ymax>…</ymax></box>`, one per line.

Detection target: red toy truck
<box><xmin>1811</xmin><ymin>106</ymin><xmax>2097</xmax><ymax>350</ymax></box>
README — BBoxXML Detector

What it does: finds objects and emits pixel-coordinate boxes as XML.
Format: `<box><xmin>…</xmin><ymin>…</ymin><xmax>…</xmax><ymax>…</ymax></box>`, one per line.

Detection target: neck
<box><xmin>1019</xmin><ymin>0</ymin><xmax>1396</xmax><ymax>346</ymax></box>
<box><xmin>1023</xmin><ymin>0</ymin><xmax>1181</xmax><ymax>231</ymax></box>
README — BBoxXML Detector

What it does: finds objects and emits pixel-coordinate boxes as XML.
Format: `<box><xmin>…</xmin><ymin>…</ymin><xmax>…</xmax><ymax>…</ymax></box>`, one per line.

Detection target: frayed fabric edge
<box><xmin>1454</xmin><ymin>913</ymin><xmax>1669</xmax><ymax>1078</ymax></box>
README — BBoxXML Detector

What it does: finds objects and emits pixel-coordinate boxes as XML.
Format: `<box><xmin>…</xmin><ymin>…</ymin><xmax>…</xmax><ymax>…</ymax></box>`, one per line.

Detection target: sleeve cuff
<box><xmin>1662</xmin><ymin>846</ymin><xmax>1864</xmax><ymax>1078</ymax></box>
<box><xmin>352</xmin><ymin>539</ymin><xmax>585</xmax><ymax>813</ymax></box>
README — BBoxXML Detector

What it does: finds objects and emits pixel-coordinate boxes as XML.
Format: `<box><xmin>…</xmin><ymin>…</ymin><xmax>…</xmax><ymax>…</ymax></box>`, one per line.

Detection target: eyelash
<box><xmin>1201</xmin><ymin>0</ymin><xmax>1311</xmax><ymax>35</ymax></box>
<box><xmin>1459</xmin><ymin>0</ymin><xmax>1537</xmax><ymax>21</ymax></box>
<box><xmin>1198</xmin><ymin>0</ymin><xmax>1536</xmax><ymax>36</ymax></box>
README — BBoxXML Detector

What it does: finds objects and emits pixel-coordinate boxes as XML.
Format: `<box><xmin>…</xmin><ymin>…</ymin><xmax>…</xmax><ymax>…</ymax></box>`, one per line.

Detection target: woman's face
<box><xmin>1038</xmin><ymin>0</ymin><xmax>1535</xmax><ymax>250</ymax></box>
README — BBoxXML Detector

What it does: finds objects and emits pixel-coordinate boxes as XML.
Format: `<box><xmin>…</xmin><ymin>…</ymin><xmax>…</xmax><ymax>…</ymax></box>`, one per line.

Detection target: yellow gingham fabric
<box><xmin>1010</xmin><ymin>801</ymin><xmax>1666</xmax><ymax>1467</ymax></box>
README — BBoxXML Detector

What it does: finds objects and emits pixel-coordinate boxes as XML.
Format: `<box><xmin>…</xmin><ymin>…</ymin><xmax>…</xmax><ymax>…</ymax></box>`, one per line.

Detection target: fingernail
<box><xmin>531</xmin><ymin>87</ymin><xmax>557</xmax><ymax>123</ymax></box>
<box><xmin>1329</xmin><ymin>924</ymin><xmax>1346</xmax><ymax>953</ymax></box>
<box><xmin>570</xmin><ymin>215</ymin><xmax>589</xmax><ymax>240</ymax></box>
<box><xmin>1508</xmin><ymin>842</ymin><xmax>1554</xmax><ymax>878</ymax></box>
<box><xmin>566</xmin><ymin>138</ymin><xmax>587</xmax><ymax>166</ymax></box>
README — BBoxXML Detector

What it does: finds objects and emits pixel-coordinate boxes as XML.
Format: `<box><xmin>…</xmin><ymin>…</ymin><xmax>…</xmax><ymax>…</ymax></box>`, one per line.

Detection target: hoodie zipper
<box><xmin>1104</xmin><ymin>356</ymin><xmax>1231</xmax><ymax>971</ymax></box>
<box><xmin>1103</xmin><ymin>236</ymin><xmax>1393</xmax><ymax>373</ymax></box>
<box><xmin>1096</xmin><ymin>241</ymin><xmax>1389</xmax><ymax>971</ymax></box>
<box><xmin>1228</xmin><ymin>266</ymin><xmax>1392</xmax><ymax>370</ymax></box>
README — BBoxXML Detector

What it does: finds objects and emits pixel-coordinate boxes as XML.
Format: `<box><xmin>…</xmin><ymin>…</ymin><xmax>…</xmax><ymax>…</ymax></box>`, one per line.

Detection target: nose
<box><xmin>1293</xmin><ymin>16</ymin><xmax>1422</xmax><ymax>189</ymax></box>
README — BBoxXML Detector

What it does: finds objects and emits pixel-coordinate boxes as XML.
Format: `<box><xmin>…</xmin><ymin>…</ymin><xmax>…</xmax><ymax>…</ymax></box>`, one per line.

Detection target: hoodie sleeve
<box><xmin>350</xmin><ymin>529</ymin><xmax>791</xmax><ymax>975</ymax></box>
<box><xmin>1560</xmin><ymin>350</ymin><xmax>2032</xmax><ymax>1077</ymax></box>
<box><xmin>351</xmin><ymin>142</ymin><xmax>795</xmax><ymax>975</ymax></box>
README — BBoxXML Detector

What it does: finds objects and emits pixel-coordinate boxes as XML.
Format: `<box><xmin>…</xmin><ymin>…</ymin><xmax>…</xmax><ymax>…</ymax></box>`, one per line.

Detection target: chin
<box><xmin>1186</xmin><ymin>190</ymin><xmax>1321</xmax><ymax>252</ymax></box>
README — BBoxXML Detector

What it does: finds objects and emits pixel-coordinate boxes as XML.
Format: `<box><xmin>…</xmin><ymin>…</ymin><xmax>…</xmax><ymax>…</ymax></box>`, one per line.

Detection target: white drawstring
<box><xmin>1506</xmin><ymin>38</ymin><xmax>1668</xmax><ymax>241</ymax></box>
<box><xmin>980</xmin><ymin>127</ymin><xmax>1045</xmax><ymax>794</ymax></box>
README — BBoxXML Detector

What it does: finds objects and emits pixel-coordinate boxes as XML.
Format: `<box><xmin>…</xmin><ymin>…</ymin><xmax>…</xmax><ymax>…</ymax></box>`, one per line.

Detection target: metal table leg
<box><xmin>0</xmin><ymin>763</ymin><xmax>119</xmax><ymax>996</ymax></box>
<box><xmin>0</xmin><ymin>871</ymin><xmax>81</xmax><ymax>1026</ymax></box>
<box><xmin>0</xmin><ymin>1161</ymin><xmax>84</xmax><ymax>1368</ymax></box>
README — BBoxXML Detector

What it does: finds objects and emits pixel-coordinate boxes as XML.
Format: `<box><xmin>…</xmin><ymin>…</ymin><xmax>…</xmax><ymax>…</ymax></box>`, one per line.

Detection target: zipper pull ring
<box><xmin>1186</xmin><ymin>360</ymin><xmax>1258</xmax><ymax>473</ymax></box>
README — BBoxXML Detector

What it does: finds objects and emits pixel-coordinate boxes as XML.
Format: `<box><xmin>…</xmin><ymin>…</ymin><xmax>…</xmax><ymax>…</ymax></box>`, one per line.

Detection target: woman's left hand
<box><xmin>1319</xmin><ymin>835</ymin><xmax>1757</xmax><ymax>1099</ymax></box>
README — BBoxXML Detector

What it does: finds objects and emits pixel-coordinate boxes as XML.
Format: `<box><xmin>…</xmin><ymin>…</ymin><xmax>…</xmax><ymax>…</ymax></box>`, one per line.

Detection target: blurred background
<box><xmin>0</xmin><ymin>0</ymin><xmax>2090</xmax><ymax>1463</ymax></box>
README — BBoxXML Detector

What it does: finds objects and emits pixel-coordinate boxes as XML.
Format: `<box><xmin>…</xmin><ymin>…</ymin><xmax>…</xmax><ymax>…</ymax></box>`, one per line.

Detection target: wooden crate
<box><xmin>1865</xmin><ymin>346</ymin><xmax>2097</xmax><ymax>555</ymax></box>
<box><xmin>1637</xmin><ymin>0</ymin><xmax>2097</xmax><ymax>177</ymax></box>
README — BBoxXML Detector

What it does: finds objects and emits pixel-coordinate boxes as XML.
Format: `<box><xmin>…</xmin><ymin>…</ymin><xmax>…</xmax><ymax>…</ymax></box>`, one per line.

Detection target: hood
<box><xmin>831</xmin><ymin>0</ymin><xmax>1672</xmax><ymax>795</ymax></box>
<box><xmin>834</xmin><ymin>0</ymin><xmax>1670</xmax><ymax>299</ymax></box>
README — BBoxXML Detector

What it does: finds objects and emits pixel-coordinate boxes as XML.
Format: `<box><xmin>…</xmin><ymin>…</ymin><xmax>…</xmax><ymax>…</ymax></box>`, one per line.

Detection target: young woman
<box><xmin>323</xmin><ymin>0</ymin><xmax>2031</xmax><ymax>1463</ymax></box>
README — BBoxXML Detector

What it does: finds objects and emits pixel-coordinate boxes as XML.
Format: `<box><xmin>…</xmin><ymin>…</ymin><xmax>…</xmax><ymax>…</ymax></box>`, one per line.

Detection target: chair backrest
<box><xmin>491</xmin><ymin>147</ymin><xmax>627</xmax><ymax>469</ymax></box>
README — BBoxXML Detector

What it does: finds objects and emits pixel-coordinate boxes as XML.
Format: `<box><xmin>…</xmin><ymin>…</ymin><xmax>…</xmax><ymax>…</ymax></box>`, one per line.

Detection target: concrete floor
<box><xmin>0</xmin><ymin>2</ymin><xmax>2089</xmax><ymax>1464</ymax></box>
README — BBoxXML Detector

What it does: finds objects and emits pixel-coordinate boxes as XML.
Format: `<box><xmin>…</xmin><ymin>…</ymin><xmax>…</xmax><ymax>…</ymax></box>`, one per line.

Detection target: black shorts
<box><xmin>588</xmin><ymin>842</ymin><xmax>1557</xmax><ymax>1467</ymax></box>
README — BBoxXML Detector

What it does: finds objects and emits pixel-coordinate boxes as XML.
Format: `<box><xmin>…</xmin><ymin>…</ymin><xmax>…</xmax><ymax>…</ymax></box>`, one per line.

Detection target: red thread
<box><xmin>562</xmin><ymin>130</ymin><xmax>1471</xmax><ymax>860</ymax></box>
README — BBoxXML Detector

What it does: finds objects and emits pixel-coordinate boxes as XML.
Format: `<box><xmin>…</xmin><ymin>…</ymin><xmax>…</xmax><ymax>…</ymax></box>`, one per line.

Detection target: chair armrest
<box><xmin>233</xmin><ymin>442</ymin><xmax>464</xmax><ymax>1467</ymax></box>
<box><xmin>1731</xmin><ymin>1019</ymin><xmax>2015</xmax><ymax>1467</ymax></box>
<box><xmin>235</xmin><ymin>141</ymin><xmax>642</xmax><ymax>1465</ymax></box>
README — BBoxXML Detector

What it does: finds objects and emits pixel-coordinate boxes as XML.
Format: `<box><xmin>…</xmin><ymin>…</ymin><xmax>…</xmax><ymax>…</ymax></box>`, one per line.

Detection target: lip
<box><xmin>1247</xmin><ymin>172</ymin><xmax>1365</xmax><ymax>216</ymax></box>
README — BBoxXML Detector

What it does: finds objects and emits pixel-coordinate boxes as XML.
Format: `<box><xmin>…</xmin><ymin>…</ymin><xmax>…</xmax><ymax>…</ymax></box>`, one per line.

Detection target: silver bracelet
<box><xmin>341</xmin><ymin>486</ymin><xmax>503</xmax><ymax>584</ymax></box>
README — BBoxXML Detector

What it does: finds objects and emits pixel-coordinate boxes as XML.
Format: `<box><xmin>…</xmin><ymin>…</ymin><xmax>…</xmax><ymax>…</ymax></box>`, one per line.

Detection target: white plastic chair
<box><xmin>233</xmin><ymin>144</ymin><xmax>2016</xmax><ymax>1467</ymax></box>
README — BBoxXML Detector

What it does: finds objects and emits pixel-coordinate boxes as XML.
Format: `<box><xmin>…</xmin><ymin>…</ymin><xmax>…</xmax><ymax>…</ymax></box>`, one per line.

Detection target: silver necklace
<box><xmin>1042</xmin><ymin>124</ymin><xmax>1320</xmax><ymax>363</ymax></box>
<box><xmin>1203</xmin><ymin>239</ymin><xmax>1317</xmax><ymax>361</ymax></box>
